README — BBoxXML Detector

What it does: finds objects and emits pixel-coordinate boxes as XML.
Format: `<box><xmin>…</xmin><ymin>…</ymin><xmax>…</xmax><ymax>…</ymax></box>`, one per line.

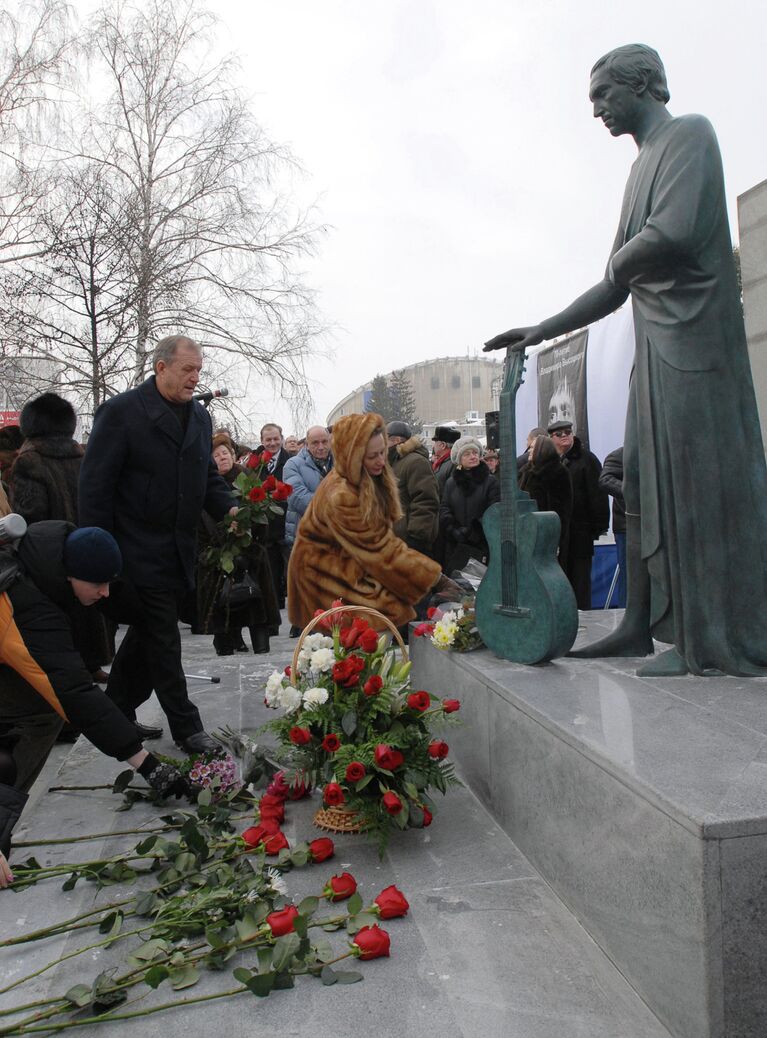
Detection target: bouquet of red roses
<box><xmin>261</xmin><ymin>603</ymin><xmax>462</xmax><ymax>849</ymax></box>
<box><xmin>203</xmin><ymin>449</ymin><xmax>293</xmax><ymax>576</ymax></box>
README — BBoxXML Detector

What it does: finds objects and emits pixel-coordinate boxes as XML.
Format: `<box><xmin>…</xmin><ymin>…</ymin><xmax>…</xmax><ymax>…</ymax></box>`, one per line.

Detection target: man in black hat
<box><xmin>548</xmin><ymin>420</ymin><xmax>609</xmax><ymax>608</ymax></box>
<box><xmin>0</xmin><ymin>520</ymin><xmax>188</xmax><ymax>886</ymax></box>
<box><xmin>431</xmin><ymin>425</ymin><xmax>461</xmax><ymax>497</ymax></box>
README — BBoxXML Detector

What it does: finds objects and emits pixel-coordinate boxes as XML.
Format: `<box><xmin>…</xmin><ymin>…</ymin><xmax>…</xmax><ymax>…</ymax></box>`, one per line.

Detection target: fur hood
<box><xmin>20</xmin><ymin>393</ymin><xmax>77</xmax><ymax>439</ymax></box>
<box><xmin>393</xmin><ymin>435</ymin><xmax>429</xmax><ymax>461</ymax></box>
<box><xmin>332</xmin><ymin>412</ymin><xmax>386</xmax><ymax>486</ymax></box>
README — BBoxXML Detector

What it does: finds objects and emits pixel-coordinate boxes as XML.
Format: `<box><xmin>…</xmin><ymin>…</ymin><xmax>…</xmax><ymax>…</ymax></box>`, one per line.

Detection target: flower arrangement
<box><xmin>261</xmin><ymin>604</ymin><xmax>462</xmax><ymax>849</ymax></box>
<box><xmin>413</xmin><ymin>602</ymin><xmax>484</xmax><ymax>653</ymax></box>
<box><xmin>203</xmin><ymin>449</ymin><xmax>293</xmax><ymax>576</ymax></box>
<box><xmin>179</xmin><ymin>748</ymin><xmax>240</xmax><ymax>799</ymax></box>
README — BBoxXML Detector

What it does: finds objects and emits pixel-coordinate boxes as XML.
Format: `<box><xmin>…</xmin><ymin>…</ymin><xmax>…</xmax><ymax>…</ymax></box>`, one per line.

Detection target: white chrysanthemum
<box><xmin>310</xmin><ymin>647</ymin><xmax>336</xmax><ymax>673</ymax></box>
<box><xmin>302</xmin><ymin>687</ymin><xmax>329</xmax><ymax>710</ymax></box>
<box><xmin>304</xmin><ymin>633</ymin><xmax>334</xmax><ymax>651</ymax></box>
<box><xmin>278</xmin><ymin>685</ymin><xmax>302</xmax><ymax>713</ymax></box>
<box><xmin>432</xmin><ymin>616</ymin><xmax>458</xmax><ymax>649</ymax></box>
<box><xmin>265</xmin><ymin>670</ymin><xmax>285</xmax><ymax>694</ymax></box>
<box><xmin>264</xmin><ymin>867</ymin><xmax>288</xmax><ymax>896</ymax></box>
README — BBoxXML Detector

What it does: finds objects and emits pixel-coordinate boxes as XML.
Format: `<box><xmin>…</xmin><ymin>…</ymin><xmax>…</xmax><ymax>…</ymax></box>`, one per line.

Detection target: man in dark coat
<box><xmin>79</xmin><ymin>335</ymin><xmax>236</xmax><ymax>752</ymax></box>
<box><xmin>548</xmin><ymin>420</ymin><xmax>609</xmax><ymax>609</ymax></box>
<box><xmin>254</xmin><ymin>423</ymin><xmax>291</xmax><ymax>609</ymax></box>
<box><xmin>387</xmin><ymin>421</ymin><xmax>440</xmax><ymax>557</ymax></box>
<box><xmin>431</xmin><ymin>425</ymin><xmax>461</xmax><ymax>497</ymax></box>
<box><xmin>0</xmin><ymin>521</ymin><xmax>188</xmax><ymax>883</ymax></box>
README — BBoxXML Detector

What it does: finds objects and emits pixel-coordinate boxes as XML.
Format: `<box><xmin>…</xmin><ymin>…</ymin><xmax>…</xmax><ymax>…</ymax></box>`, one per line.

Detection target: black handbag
<box><xmin>218</xmin><ymin>568</ymin><xmax>261</xmax><ymax>611</ymax></box>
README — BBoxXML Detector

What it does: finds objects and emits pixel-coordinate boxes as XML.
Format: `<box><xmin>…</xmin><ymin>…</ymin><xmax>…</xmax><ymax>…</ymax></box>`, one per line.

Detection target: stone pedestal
<box><xmin>411</xmin><ymin>611</ymin><xmax>767</xmax><ymax>1038</ymax></box>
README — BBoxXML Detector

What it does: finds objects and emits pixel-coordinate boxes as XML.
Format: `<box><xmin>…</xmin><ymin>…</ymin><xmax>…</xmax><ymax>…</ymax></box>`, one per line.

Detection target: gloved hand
<box><xmin>136</xmin><ymin>754</ymin><xmax>190</xmax><ymax>799</ymax></box>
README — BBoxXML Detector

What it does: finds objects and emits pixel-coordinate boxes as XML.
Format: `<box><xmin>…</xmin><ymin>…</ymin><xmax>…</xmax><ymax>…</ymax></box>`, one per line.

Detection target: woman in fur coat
<box><xmin>287</xmin><ymin>412</ymin><xmax>445</xmax><ymax>629</ymax></box>
<box><xmin>10</xmin><ymin>392</ymin><xmax>113</xmax><ymax>679</ymax></box>
<box><xmin>439</xmin><ymin>436</ymin><xmax>501</xmax><ymax>574</ymax></box>
<box><xmin>518</xmin><ymin>435</ymin><xmax>573</xmax><ymax>567</ymax></box>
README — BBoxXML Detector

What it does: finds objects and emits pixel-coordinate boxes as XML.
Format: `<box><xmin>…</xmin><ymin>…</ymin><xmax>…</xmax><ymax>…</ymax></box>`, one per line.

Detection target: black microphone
<box><xmin>193</xmin><ymin>387</ymin><xmax>229</xmax><ymax>403</ymax></box>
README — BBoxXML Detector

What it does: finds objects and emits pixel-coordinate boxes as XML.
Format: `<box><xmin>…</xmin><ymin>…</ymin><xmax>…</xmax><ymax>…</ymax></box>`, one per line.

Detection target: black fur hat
<box><xmin>20</xmin><ymin>393</ymin><xmax>77</xmax><ymax>439</ymax></box>
<box><xmin>0</xmin><ymin>424</ymin><xmax>23</xmax><ymax>451</ymax></box>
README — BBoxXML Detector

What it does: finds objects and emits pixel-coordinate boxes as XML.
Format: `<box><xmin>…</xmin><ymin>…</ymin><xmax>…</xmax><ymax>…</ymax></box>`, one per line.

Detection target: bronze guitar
<box><xmin>475</xmin><ymin>347</ymin><xmax>578</xmax><ymax>663</ymax></box>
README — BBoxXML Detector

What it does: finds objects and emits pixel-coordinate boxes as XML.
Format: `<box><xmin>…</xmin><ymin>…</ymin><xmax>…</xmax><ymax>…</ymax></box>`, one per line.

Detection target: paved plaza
<box><xmin>1</xmin><ymin>615</ymin><xmax>672</xmax><ymax>1037</ymax></box>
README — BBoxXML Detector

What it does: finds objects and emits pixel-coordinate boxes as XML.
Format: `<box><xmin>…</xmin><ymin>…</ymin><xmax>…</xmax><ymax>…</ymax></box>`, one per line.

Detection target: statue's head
<box><xmin>591</xmin><ymin>45</ymin><xmax>670</xmax><ymax>102</ymax></box>
<box><xmin>590</xmin><ymin>44</ymin><xmax>669</xmax><ymax>137</ymax></box>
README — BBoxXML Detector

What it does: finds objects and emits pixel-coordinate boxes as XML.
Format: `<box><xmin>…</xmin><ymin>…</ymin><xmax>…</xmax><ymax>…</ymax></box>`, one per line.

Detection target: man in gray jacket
<box><xmin>283</xmin><ymin>426</ymin><xmax>332</xmax><ymax>636</ymax></box>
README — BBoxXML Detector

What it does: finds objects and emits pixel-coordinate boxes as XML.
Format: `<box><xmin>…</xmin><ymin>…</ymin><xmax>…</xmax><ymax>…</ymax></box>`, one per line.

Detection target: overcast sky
<box><xmin>207</xmin><ymin>0</ymin><xmax>766</xmax><ymax>435</ymax></box>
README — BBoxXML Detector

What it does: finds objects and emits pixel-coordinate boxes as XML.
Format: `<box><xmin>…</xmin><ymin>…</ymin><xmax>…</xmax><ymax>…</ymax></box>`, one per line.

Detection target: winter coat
<box><xmin>79</xmin><ymin>377</ymin><xmax>235</xmax><ymax>590</ymax></box>
<box><xmin>561</xmin><ymin>437</ymin><xmax>609</xmax><ymax>559</ymax></box>
<box><xmin>434</xmin><ymin>454</ymin><xmax>454</xmax><ymax>498</ymax></box>
<box><xmin>287</xmin><ymin>412</ymin><xmax>441</xmax><ymax>629</ymax></box>
<box><xmin>3</xmin><ymin>521</ymin><xmax>142</xmax><ymax>760</ymax></box>
<box><xmin>439</xmin><ymin>461</ymin><xmax>500</xmax><ymax>571</ymax></box>
<box><xmin>519</xmin><ymin>454</ymin><xmax>573</xmax><ymax>562</ymax></box>
<box><xmin>10</xmin><ymin>437</ymin><xmax>83</xmax><ymax>525</ymax></box>
<box><xmin>389</xmin><ymin>436</ymin><xmax>439</xmax><ymax>552</ymax></box>
<box><xmin>599</xmin><ymin>447</ymin><xmax>626</xmax><ymax>535</ymax></box>
<box><xmin>195</xmin><ymin>464</ymin><xmax>280</xmax><ymax>635</ymax></box>
<box><xmin>283</xmin><ymin>447</ymin><xmax>332</xmax><ymax>544</ymax></box>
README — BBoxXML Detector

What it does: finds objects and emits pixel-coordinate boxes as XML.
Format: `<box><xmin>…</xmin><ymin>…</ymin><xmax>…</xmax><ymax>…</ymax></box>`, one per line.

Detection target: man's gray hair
<box><xmin>591</xmin><ymin>44</ymin><xmax>670</xmax><ymax>104</ymax></box>
<box><xmin>151</xmin><ymin>335</ymin><xmax>201</xmax><ymax>372</ymax></box>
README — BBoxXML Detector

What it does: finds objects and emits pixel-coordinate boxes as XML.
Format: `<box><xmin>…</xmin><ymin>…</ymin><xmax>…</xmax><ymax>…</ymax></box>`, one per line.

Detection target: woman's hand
<box><xmin>0</xmin><ymin>850</ymin><xmax>13</xmax><ymax>888</ymax></box>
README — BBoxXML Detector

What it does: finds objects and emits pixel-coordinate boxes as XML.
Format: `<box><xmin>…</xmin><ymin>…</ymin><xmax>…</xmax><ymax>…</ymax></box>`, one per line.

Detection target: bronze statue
<box><xmin>485</xmin><ymin>44</ymin><xmax>767</xmax><ymax>677</ymax></box>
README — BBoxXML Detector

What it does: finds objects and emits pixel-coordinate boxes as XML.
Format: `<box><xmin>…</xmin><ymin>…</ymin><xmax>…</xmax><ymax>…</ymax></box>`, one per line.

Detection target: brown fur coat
<box><xmin>287</xmin><ymin>412</ymin><xmax>441</xmax><ymax>628</ymax></box>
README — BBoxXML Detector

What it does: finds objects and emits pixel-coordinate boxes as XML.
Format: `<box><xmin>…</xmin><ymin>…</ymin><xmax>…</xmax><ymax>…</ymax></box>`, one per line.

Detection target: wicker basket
<box><xmin>290</xmin><ymin>604</ymin><xmax>409</xmax><ymax>836</ymax></box>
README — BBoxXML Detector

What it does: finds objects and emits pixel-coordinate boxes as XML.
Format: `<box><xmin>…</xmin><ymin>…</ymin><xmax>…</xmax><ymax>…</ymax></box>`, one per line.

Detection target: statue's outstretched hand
<box><xmin>483</xmin><ymin>325</ymin><xmax>544</xmax><ymax>353</ymax></box>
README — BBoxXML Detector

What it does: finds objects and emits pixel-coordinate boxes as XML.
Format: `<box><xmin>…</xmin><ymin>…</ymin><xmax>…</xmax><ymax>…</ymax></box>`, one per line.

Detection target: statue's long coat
<box><xmin>611</xmin><ymin>114</ymin><xmax>767</xmax><ymax>673</ymax></box>
<box><xmin>287</xmin><ymin>412</ymin><xmax>440</xmax><ymax>629</ymax></box>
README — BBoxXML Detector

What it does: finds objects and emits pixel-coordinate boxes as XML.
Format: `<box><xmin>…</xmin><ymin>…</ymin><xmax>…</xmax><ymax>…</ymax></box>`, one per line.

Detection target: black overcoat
<box><xmin>79</xmin><ymin>377</ymin><xmax>234</xmax><ymax>590</ymax></box>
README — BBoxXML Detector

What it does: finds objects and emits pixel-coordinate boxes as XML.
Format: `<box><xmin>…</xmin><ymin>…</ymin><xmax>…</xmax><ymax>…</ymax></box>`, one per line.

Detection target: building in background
<box><xmin>327</xmin><ymin>354</ymin><xmax>503</xmax><ymax>441</ymax></box>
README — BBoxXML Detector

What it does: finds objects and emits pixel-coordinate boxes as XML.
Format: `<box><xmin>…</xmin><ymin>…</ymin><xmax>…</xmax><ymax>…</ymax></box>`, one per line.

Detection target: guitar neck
<box><xmin>498</xmin><ymin>347</ymin><xmax>525</xmax><ymax>609</ymax></box>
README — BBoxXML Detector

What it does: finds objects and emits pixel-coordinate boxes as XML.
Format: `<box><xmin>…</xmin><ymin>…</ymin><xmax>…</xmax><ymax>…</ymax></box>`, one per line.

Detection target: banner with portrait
<box><xmin>536</xmin><ymin>330</ymin><xmax>589</xmax><ymax>448</ymax></box>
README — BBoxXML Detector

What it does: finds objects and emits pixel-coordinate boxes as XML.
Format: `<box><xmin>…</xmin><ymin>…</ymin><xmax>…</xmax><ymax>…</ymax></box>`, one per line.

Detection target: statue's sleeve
<box><xmin>609</xmin><ymin>116</ymin><xmax>721</xmax><ymax>285</ymax></box>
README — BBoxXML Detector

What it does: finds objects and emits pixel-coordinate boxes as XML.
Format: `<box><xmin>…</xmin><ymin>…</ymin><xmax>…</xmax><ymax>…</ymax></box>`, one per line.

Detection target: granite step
<box><xmin>1</xmin><ymin>619</ymin><xmax>671</xmax><ymax>1038</ymax></box>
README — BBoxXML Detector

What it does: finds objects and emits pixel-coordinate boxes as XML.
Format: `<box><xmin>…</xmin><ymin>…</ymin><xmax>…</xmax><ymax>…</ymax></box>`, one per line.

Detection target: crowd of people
<box><xmin>0</xmin><ymin>333</ymin><xmax>623</xmax><ymax>887</ymax></box>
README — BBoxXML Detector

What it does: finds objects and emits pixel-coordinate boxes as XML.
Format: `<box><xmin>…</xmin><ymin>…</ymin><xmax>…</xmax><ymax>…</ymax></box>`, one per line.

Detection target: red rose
<box><xmin>339</xmin><ymin>626</ymin><xmax>360</xmax><ymax>650</ymax></box>
<box><xmin>263</xmin><ymin>831</ymin><xmax>289</xmax><ymax>855</ymax></box>
<box><xmin>266</xmin><ymin>905</ymin><xmax>298</xmax><ymax>936</ymax></box>
<box><xmin>272</xmin><ymin>481</ymin><xmax>293</xmax><ymax>501</ymax></box>
<box><xmin>345</xmin><ymin>761</ymin><xmax>366</xmax><ymax>782</ymax></box>
<box><xmin>374</xmin><ymin>885</ymin><xmax>410</xmax><ymax>919</ymax></box>
<box><xmin>248</xmin><ymin>485</ymin><xmax>267</xmax><ymax>503</ymax></box>
<box><xmin>324</xmin><ymin>871</ymin><xmax>358</xmax><ymax>901</ymax></box>
<box><xmin>412</xmin><ymin>622</ymin><xmax>434</xmax><ymax>638</ymax></box>
<box><xmin>332</xmin><ymin>654</ymin><xmax>365</xmax><ymax>687</ymax></box>
<box><xmin>287</xmin><ymin>774</ymin><xmax>309</xmax><ymax>799</ymax></box>
<box><xmin>363</xmin><ymin>675</ymin><xmax>383</xmax><ymax>696</ymax></box>
<box><xmin>322</xmin><ymin>733</ymin><xmax>341</xmax><ymax>753</ymax></box>
<box><xmin>289</xmin><ymin>726</ymin><xmax>312</xmax><ymax>746</ymax></box>
<box><xmin>422</xmin><ymin>806</ymin><xmax>433</xmax><ymax>827</ymax></box>
<box><xmin>352</xmin><ymin>925</ymin><xmax>390</xmax><ymax>960</ymax></box>
<box><xmin>259</xmin><ymin>792</ymin><xmax>285</xmax><ymax>810</ymax></box>
<box><xmin>407</xmin><ymin>691</ymin><xmax>431</xmax><ymax>712</ymax></box>
<box><xmin>308</xmin><ymin>837</ymin><xmax>335</xmax><ymax>863</ymax></box>
<box><xmin>241</xmin><ymin>822</ymin><xmax>279</xmax><ymax>848</ymax></box>
<box><xmin>358</xmin><ymin>627</ymin><xmax>379</xmax><ymax>653</ymax></box>
<box><xmin>442</xmin><ymin>699</ymin><xmax>461</xmax><ymax>713</ymax></box>
<box><xmin>266</xmin><ymin>772</ymin><xmax>290</xmax><ymax>799</ymax></box>
<box><xmin>284</xmin><ymin>665</ymin><xmax>292</xmax><ymax>677</ymax></box>
<box><xmin>428</xmin><ymin>740</ymin><xmax>449</xmax><ymax>759</ymax></box>
<box><xmin>374</xmin><ymin>744</ymin><xmax>404</xmax><ymax>771</ymax></box>
<box><xmin>261</xmin><ymin>473</ymin><xmax>277</xmax><ymax>492</ymax></box>
<box><xmin>382</xmin><ymin>791</ymin><xmax>402</xmax><ymax>814</ymax></box>
<box><xmin>426</xmin><ymin>606</ymin><xmax>439</xmax><ymax>619</ymax></box>
<box><xmin>259</xmin><ymin>803</ymin><xmax>284</xmax><ymax>824</ymax></box>
<box><xmin>260</xmin><ymin>450</ymin><xmax>273</xmax><ymax>465</ymax></box>
<box><xmin>323</xmin><ymin>782</ymin><xmax>345</xmax><ymax>806</ymax></box>
<box><xmin>246</xmin><ymin>453</ymin><xmax>261</xmax><ymax>469</ymax></box>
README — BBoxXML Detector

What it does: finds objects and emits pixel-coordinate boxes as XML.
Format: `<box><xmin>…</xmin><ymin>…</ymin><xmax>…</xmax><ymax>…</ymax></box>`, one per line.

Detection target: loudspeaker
<box><xmin>485</xmin><ymin>410</ymin><xmax>500</xmax><ymax>450</ymax></box>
